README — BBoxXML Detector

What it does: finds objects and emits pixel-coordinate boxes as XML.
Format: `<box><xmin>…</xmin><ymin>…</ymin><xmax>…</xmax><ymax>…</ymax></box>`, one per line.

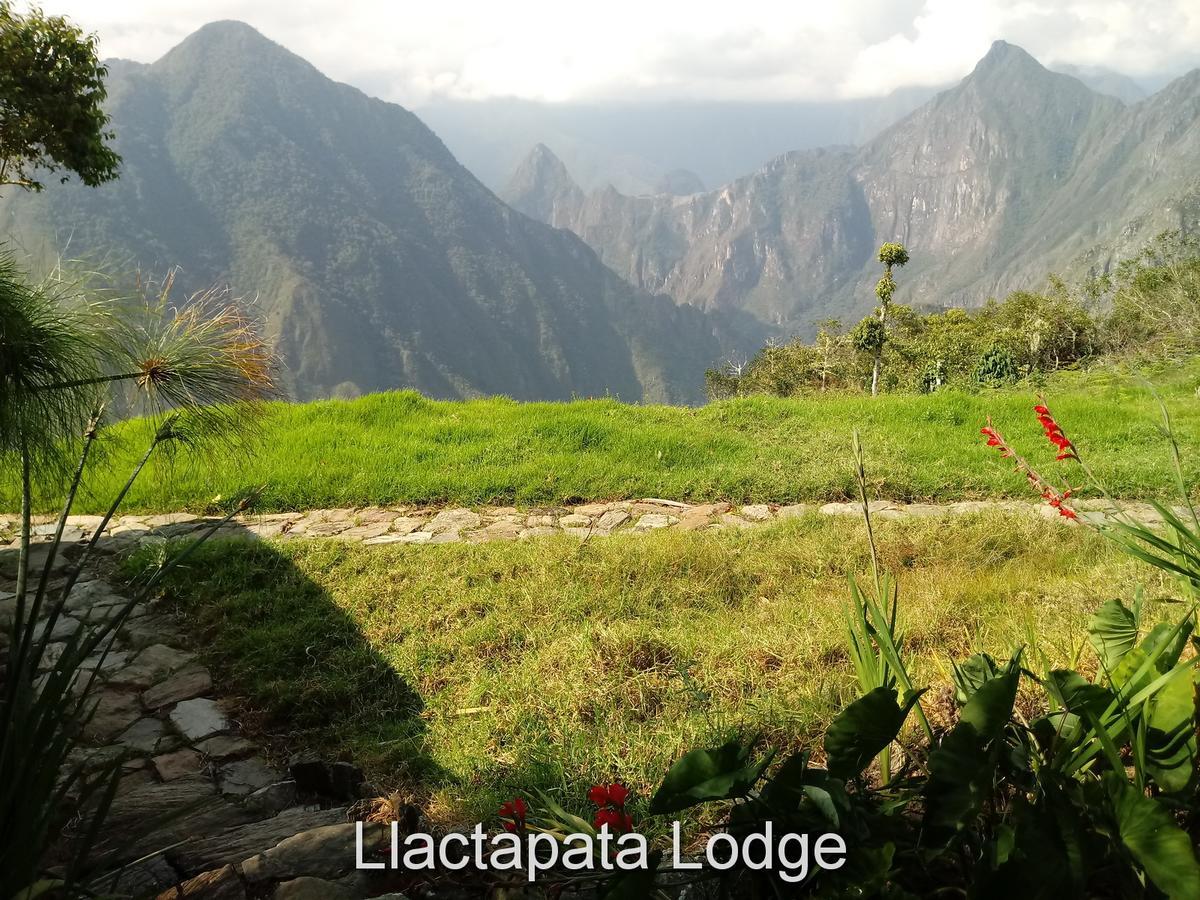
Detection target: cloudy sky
<box><xmin>34</xmin><ymin>0</ymin><xmax>1200</xmax><ymax>105</ymax></box>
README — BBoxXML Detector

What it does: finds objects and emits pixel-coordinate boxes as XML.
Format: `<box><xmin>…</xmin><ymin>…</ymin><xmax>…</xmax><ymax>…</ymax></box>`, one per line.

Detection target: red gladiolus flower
<box><xmin>983</xmin><ymin>415</ymin><xmax>1079</xmax><ymax>522</ymax></box>
<box><xmin>589</xmin><ymin>782</ymin><xmax>634</xmax><ymax>832</ymax></box>
<box><xmin>1034</xmin><ymin>402</ymin><xmax>1077</xmax><ymax>461</ymax></box>
<box><xmin>498</xmin><ymin>797</ymin><xmax>527</xmax><ymax>832</ymax></box>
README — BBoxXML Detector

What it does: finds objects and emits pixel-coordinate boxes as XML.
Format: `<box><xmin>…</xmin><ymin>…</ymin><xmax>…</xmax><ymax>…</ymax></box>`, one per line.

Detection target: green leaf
<box><xmin>824</xmin><ymin>686</ymin><xmax>926</xmax><ymax>779</ymax></box>
<box><xmin>924</xmin><ymin>722</ymin><xmax>992</xmax><ymax>833</ymax></box>
<box><xmin>959</xmin><ymin>670</ymin><xmax>1019</xmax><ymax>740</ymax></box>
<box><xmin>951</xmin><ymin>652</ymin><xmax>1001</xmax><ymax>704</ymax></box>
<box><xmin>990</xmin><ymin>823</ymin><xmax>1016</xmax><ymax>869</ymax></box>
<box><xmin>1111</xmin><ymin>621</ymin><xmax>1186</xmax><ymax>694</ymax></box>
<box><xmin>1145</xmin><ymin>668</ymin><xmax>1199</xmax><ymax>794</ymax></box>
<box><xmin>648</xmin><ymin>742</ymin><xmax>773</xmax><ymax>814</ymax></box>
<box><xmin>1045</xmin><ymin>669</ymin><xmax>1114</xmax><ymax>718</ymax></box>
<box><xmin>11</xmin><ymin>879</ymin><xmax>65</xmax><ymax>900</ymax></box>
<box><xmin>1105</xmin><ymin>773</ymin><xmax>1200</xmax><ymax>899</ymax></box>
<box><xmin>1088</xmin><ymin>599</ymin><xmax>1139</xmax><ymax>674</ymax></box>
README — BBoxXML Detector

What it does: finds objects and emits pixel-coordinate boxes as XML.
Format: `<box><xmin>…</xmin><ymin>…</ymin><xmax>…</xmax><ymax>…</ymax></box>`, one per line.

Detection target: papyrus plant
<box><xmin>0</xmin><ymin>250</ymin><xmax>276</xmax><ymax>899</ymax></box>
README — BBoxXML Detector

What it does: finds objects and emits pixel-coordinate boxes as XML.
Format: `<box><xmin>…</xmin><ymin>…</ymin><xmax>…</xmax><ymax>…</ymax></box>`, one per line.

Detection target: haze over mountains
<box><xmin>0</xmin><ymin>23</ymin><xmax>1196</xmax><ymax>405</ymax></box>
<box><xmin>506</xmin><ymin>42</ymin><xmax>1200</xmax><ymax>339</ymax></box>
<box><xmin>418</xmin><ymin>64</ymin><xmax>1150</xmax><ymax>198</ymax></box>
<box><xmin>0</xmin><ymin>21</ymin><xmax>720</xmax><ymax>403</ymax></box>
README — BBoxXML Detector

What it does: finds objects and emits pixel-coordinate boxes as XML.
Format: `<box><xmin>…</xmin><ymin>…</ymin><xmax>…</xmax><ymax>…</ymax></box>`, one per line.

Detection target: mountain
<box><xmin>1052</xmin><ymin>64</ymin><xmax>1148</xmax><ymax>104</ymax></box>
<box><xmin>506</xmin><ymin>42</ymin><xmax>1200</xmax><ymax>337</ymax></box>
<box><xmin>0</xmin><ymin>21</ymin><xmax>720</xmax><ymax>403</ymax></box>
<box><xmin>417</xmin><ymin>87</ymin><xmax>944</xmax><ymax>197</ymax></box>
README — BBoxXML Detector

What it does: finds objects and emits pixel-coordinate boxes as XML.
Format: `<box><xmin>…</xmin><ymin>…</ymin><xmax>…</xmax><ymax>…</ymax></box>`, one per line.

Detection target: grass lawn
<box><xmin>139</xmin><ymin>510</ymin><xmax>1169</xmax><ymax>833</ymax></box>
<box><xmin>14</xmin><ymin>368</ymin><xmax>1200</xmax><ymax>514</ymax></box>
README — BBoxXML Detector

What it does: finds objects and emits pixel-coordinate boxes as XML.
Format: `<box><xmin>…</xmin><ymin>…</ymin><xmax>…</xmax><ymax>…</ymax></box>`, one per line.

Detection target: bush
<box><xmin>974</xmin><ymin>343</ymin><xmax>1019</xmax><ymax>384</ymax></box>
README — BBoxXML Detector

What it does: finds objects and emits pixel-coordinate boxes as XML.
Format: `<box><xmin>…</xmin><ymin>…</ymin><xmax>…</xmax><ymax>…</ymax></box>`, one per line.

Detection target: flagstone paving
<box><xmin>0</xmin><ymin>497</ymin><xmax>1176</xmax><ymax>560</ymax></box>
<box><xmin>0</xmin><ymin>544</ymin><xmax>403</xmax><ymax>899</ymax></box>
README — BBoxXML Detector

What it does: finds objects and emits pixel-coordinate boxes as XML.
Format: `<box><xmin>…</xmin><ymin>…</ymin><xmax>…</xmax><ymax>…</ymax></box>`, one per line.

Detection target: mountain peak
<box><xmin>971</xmin><ymin>40</ymin><xmax>1046</xmax><ymax>78</ymax></box>
<box><xmin>157</xmin><ymin>19</ymin><xmax>302</xmax><ymax>75</ymax></box>
<box><xmin>511</xmin><ymin>143</ymin><xmax>577</xmax><ymax>189</ymax></box>
<box><xmin>504</xmin><ymin>144</ymin><xmax>585</xmax><ymax>226</ymax></box>
<box><xmin>185</xmin><ymin>19</ymin><xmax>272</xmax><ymax>44</ymax></box>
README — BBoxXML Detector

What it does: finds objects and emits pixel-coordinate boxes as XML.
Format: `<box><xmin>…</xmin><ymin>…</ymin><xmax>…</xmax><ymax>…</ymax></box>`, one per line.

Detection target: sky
<box><xmin>29</xmin><ymin>0</ymin><xmax>1200</xmax><ymax>106</ymax></box>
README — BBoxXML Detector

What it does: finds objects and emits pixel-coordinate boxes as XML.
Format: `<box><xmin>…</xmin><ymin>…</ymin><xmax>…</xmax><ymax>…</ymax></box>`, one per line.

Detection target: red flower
<box><xmin>983</xmin><ymin>415</ymin><xmax>1079</xmax><ymax>522</ymax></box>
<box><xmin>1034</xmin><ymin>402</ymin><xmax>1077</xmax><ymax>461</ymax></box>
<box><xmin>589</xmin><ymin>782</ymin><xmax>634</xmax><ymax>833</ymax></box>
<box><xmin>588</xmin><ymin>782</ymin><xmax>630</xmax><ymax>808</ymax></box>
<box><xmin>593</xmin><ymin>807</ymin><xmax>635</xmax><ymax>833</ymax></box>
<box><xmin>606</xmin><ymin>783</ymin><xmax>631</xmax><ymax>807</ymax></box>
<box><xmin>981</xmin><ymin>425</ymin><xmax>1013</xmax><ymax>457</ymax></box>
<box><xmin>498</xmin><ymin>797</ymin><xmax>527</xmax><ymax>832</ymax></box>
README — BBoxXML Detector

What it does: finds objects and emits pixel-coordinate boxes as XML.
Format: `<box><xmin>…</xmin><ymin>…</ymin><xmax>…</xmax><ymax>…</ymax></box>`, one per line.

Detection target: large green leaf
<box><xmin>1105</xmin><ymin>773</ymin><xmax>1200</xmax><ymax>899</ymax></box>
<box><xmin>1145</xmin><ymin>668</ymin><xmax>1199</xmax><ymax>794</ymax></box>
<box><xmin>648</xmin><ymin>741</ymin><xmax>773</xmax><ymax>814</ymax></box>
<box><xmin>924</xmin><ymin>722</ymin><xmax>993</xmax><ymax>833</ymax></box>
<box><xmin>758</xmin><ymin>753</ymin><xmax>851</xmax><ymax>830</ymax></box>
<box><xmin>824</xmin><ymin>686</ymin><xmax>926</xmax><ymax>779</ymax></box>
<box><xmin>1088</xmin><ymin>599</ymin><xmax>1139</xmax><ymax>674</ymax></box>
<box><xmin>959</xmin><ymin>670</ymin><xmax>1019</xmax><ymax>740</ymax></box>
<box><xmin>951</xmin><ymin>652</ymin><xmax>1001</xmax><ymax>704</ymax></box>
<box><xmin>924</xmin><ymin>671</ymin><xmax>1019</xmax><ymax>835</ymax></box>
<box><xmin>1112</xmin><ymin>620</ymin><xmax>1194</xmax><ymax>693</ymax></box>
<box><xmin>1045</xmin><ymin>670</ymin><xmax>1114</xmax><ymax>718</ymax></box>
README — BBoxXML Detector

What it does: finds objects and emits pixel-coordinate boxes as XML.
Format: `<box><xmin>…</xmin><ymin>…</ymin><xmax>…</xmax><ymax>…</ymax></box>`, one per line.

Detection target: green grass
<box><xmin>139</xmin><ymin>511</ymin><xmax>1169</xmax><ymax>832</ymax></box>
<box><xmin>15</xmin><ymin>369</ymin><xmax>1200</xmax><ymax>514</ymax></box>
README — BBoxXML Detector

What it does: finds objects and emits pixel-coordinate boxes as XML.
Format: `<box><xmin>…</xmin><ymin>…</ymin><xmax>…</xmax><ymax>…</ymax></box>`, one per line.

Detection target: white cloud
<box><xmin>28</xmin><ymin>0</ymin><xmax>1200</xmax><ymax>104</ymax></box>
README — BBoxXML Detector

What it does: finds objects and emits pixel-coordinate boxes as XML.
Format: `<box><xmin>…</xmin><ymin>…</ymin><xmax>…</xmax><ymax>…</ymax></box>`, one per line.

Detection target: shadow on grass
<box><xmin>121</xmin><ymin>526</ymin><xmax>443</xmax><ymax>789</ymax></box>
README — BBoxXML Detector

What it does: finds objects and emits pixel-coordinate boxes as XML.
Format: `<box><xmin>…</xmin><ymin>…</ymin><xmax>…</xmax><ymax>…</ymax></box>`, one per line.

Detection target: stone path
<box><xmin>0</xmin><ymin>496</ymin><xmax>1177</xmax><ymax>556</ymax></box>
<box><xmin>0</xmin><ymin>543</ymin><xmax>407</xmax><ymax>900</ymax></box>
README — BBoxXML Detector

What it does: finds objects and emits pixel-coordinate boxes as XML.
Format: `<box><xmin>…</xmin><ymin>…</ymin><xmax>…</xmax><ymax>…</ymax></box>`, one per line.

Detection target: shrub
<box><xmin>974</xmin><ymin>343</ymin><xmax>1020</xmax><ymax>384</ymax></box>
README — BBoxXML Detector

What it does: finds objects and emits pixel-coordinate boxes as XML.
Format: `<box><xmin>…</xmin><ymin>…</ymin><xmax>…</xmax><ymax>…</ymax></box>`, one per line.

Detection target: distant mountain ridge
<box><xmin>417</xmin><ymin>86</ymin><xmax>946</xmax><ymax>196</ymax></box>
<box><xmin>506</xmin><ymin>42</ymin><xmax>1200</xmax><ymax>338</ymax></box>
<box><xmin>0</xmin><ymin>21</ymin><xmax>720</xmax><ymax>403</ymax></box>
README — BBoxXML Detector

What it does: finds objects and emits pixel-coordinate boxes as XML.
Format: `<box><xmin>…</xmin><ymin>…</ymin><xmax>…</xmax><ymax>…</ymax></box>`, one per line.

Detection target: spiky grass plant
<box><xmin>0</xmin><ymin>249</ymin><xmax>277</xmax><ymax>898</ymax></box>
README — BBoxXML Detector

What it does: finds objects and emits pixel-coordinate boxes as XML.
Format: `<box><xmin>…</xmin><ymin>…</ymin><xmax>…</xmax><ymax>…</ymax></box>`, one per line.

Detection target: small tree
<box><xmin>857</xmin><ymin>242</ymin><xmax>910</xmax><ymax>397</ymax></box>
<box><xmin>813</xmin><ymin>318</ymin><xmax>843</xmax><ymax>392</ymax></box>
<box><xmin>0</xmin><ymin>1</ymin><xmax>120</xmax><ymax>191</ymax></box>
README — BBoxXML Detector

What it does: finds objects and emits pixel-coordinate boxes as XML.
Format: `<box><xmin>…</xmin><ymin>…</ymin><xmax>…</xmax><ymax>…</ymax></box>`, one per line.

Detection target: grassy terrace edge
<box><xmin>7</xmin><ymin>372</ymin><xmax>1199</xmax><ymax>514</ymax></box>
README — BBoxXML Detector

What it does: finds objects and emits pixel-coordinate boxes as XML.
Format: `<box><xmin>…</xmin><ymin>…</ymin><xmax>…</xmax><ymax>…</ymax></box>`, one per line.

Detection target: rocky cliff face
<box><xmin>507</xmin><ymin>42</ymin><xmax>1200</xmax><ymax>337</ymax></box>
